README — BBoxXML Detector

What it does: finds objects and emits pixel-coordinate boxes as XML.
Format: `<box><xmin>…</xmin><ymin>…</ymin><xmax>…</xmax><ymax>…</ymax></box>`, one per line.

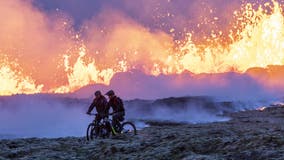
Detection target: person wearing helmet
<box><xmin>105</xmin><ymin>90</ymin><xmax>125</xmax><ymax>130</ymax></box>
<box><xmin>86</xmin><ymin>90</ymin><xmax>108</xmax><ymax>124</ymax></box>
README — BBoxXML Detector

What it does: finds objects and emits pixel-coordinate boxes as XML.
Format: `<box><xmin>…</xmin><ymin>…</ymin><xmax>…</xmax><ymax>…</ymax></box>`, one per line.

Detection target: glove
<box><xmin>86</xmin><ymin>112</ymin><xmax>91</xmax><ymax>115</ymax></box>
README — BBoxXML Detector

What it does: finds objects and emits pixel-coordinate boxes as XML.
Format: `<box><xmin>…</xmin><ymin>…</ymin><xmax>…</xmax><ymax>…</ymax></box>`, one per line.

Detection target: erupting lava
<box><xmin>0</xmin><ymin>57</ymin><xmax>43</xmax><ymax>95</ymax></box>
<box><xmin>180</xmin><ymin>3</ymin><xmax>284</xmax><ymax>73</ymax></box>
<box><xmin>52</xmin><ymin>46</ymin><xmax>122</xmax><ymax>93</ymax></box>
<box><xmin>0</xmin><ymin>0</ymin><xmax>283</xmax><ymax>95</ymax></box>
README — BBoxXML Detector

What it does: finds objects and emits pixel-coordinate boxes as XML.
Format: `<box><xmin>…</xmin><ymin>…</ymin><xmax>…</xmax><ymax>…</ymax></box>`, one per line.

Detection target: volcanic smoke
<box><xmin>0</xmin><ymin>0</ymin><xmax>283</xmax><ymax>96</ymax></box>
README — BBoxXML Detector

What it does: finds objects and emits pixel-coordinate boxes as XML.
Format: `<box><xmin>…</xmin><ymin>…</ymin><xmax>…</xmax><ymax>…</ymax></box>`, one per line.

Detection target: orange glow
<box><xmin>175</xmin><ymin>0</ymin><xmax>284</xmax><ymax>74</ymax></box>
<box><xmin>52</xmin><ymin>46</ymin><xmax>118</xmax><ymax>93</ymax></box>
<box><xmin>0</xmin><ymin>57</ymin><xmax>43</xmax><ymax>95</ymax></box>
<box><xmin>0</xmin><ymin>0</ymin><xmax>284</xmax><ymax>95</ymax></box>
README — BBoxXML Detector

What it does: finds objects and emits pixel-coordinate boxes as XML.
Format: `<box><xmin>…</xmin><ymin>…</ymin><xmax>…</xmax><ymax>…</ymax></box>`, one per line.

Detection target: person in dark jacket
<box><xmin>86</xmin><ymin>90</ymin><xmax>108</xmax><ymax>124</ymax></box>
<box><xmin>105</xmin><ymin>90</ymin><xmax>125</xmax><ymax>130</ymax></box>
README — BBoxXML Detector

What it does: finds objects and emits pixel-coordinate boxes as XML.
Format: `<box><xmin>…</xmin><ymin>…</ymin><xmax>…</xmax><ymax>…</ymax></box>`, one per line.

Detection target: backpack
<box><xmin>114</xmin><ymin>97</ymin><xmax>125</xmax><ymax>112</ymax></box>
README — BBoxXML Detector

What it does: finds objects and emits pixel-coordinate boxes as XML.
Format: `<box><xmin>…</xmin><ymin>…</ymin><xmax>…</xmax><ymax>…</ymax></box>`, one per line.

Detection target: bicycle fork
<box><xmin>106</xmin><ymin>121</ymin><xmax>118</xmax><ymax>135</ymax></box>
<box><xmin>111</xmin><ymin>126</ymin><xmax>117</xmax><ymax>135</ymax></box>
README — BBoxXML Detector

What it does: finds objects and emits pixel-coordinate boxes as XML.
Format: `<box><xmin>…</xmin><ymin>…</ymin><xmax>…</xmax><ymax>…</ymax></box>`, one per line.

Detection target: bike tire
<box><xmin>86</xmin><ymin>123</ymin><xmax>95</xmax><ymax>141</ymax></box>
<box><xmin>121</xmin><ymin>122</ymin><xmax>137</xmax><ymax>135</ymax></box>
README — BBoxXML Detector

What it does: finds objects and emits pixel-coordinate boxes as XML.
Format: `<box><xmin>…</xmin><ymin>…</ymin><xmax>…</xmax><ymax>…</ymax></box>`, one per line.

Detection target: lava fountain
<box><xmin>0</xmin><ymin>0</ymin><xmax>283</xmax><ymax>95</ymax></box>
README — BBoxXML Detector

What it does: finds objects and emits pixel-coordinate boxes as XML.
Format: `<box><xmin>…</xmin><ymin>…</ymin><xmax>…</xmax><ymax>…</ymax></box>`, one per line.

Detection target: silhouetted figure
<box><xmin>86</xmin><ymin>90</ymin><xmax>108</xmax><ymax>124</ymax></box>
<box><xmin>105</xmin><ymin>90</ymin><xmax>125</xmax><ymax>130</ymax></box>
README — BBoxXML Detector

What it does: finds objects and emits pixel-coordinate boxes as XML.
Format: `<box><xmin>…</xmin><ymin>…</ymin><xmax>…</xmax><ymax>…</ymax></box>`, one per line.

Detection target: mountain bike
<box><xmin>86</xmin><ymin>113</ymin><xmax>137</xmax><ymax>141</ymax></box>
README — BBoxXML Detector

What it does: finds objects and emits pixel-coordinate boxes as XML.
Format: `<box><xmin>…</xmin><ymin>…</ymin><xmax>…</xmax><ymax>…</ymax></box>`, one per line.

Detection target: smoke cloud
<box><xmin>81</xmin><ymin>10</ymin><xmax>174</xmax><ymax>72</ymax></box>
<box><xmin>0</xmin><ymin>0</ymin><xmax>76</xmax><ymax>89</ymax></box>
<box><xmin>0</xmin><ymin>95</ymin><xmax>89</xmax><ymax>138</ymax></box>
<box><xmin>0</xmin><ymin>92</ymin><xmax>276</xmax><ymax>139</ymax></box>
<box><xmin>72</xmin><ymin>70</ymin><xmax>277</xmax><ymax>101</ymax></box>
<box><xmin>0</xmin><ymin>94</ymin><xmax>234</xmax><ymax>139</ymax></box>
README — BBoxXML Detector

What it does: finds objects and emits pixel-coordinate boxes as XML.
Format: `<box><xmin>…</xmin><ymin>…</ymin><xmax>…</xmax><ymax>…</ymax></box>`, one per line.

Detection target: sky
<box><xmin>32</xmin><ymin>0</ymin><xmax>243</xmax><ymax>38</ymax></box>
<box><xmin>32</xmin><ymin>0</ymin><xmax>283</xmax><ymax>40</ymax></box>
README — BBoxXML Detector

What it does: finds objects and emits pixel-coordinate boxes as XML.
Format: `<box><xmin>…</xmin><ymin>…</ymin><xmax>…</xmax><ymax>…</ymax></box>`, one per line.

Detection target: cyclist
<box><xmin>105</xmin><ymin>90</ymin><xmax>125</xmax><ymax>130</ymax></box>
<box><xmin>86</xmin><ymin>90</ymin><xmax>108</xmax><ymax>125</ymax></box>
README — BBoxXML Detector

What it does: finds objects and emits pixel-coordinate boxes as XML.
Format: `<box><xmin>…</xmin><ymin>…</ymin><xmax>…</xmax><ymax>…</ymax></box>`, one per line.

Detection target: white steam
<box><xmin>0</xmin><ymin>95</ymin><xmax>89</xmax><ymax>139</ymax></box>
<box><xmin>0</xmin><ymin>94</ymin><xmax>279</xmax><ymax>139</ymax></box>
<box><xmin>126</xmin><ymin>104</ymin><xmax>230</xmax><ymax>124</ymax></box>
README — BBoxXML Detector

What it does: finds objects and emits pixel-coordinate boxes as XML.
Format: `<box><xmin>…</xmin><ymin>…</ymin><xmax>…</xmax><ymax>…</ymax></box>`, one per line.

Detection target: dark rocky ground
<box><xmin>1</xmin><ymin>106</ymin><xmax>284</xmax><ymax>160</ymax></box>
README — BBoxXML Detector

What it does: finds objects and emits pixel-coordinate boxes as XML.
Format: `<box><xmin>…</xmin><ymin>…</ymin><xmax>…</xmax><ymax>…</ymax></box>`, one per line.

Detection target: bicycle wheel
<box><xmin>86</xmin><ymin>123</ymin><xmax>95</xmax><ymax>141</ymax></box>
<box><xmin>121</xmin><ymin>122</ymin><xmax>137</xmax><ymax>135</ymax></box>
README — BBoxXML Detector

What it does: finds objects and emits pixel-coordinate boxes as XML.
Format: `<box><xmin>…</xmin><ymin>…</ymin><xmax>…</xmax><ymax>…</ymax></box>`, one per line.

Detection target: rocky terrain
<box><xmin>1</xmin><ymin>105</ymin><xmax>284</xmax><ymax>160</ymax></box>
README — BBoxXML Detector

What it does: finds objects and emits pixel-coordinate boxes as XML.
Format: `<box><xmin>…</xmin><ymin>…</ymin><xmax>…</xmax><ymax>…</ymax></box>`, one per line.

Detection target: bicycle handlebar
<box><xmin>87</xmin><ymin>112</ymin><xmax>114</xmax><ymax>116</ymax></box>
<box><xmin>88</xmin><ymin>113</ymin><xmax>97</xmax><ymax>116</ymax></box>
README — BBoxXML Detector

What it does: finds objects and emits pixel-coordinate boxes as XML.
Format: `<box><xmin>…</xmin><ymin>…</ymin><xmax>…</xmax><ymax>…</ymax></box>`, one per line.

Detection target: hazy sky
<box><xmin>32</xmin><ymin>0</ymin><xmax>281</xmax><ymax>39</ymax></box>
<box><xmin>32</xmin><ymin>0</ymin><xmax>243</xmax><ymax>33</ymax></box>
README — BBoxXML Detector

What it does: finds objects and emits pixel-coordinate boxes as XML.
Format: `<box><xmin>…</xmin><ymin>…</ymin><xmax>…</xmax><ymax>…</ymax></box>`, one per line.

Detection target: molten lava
<box><xmin>0</xmin><ymin>57</ymin><xmax>43</xmax><ymax>95</ymax></box>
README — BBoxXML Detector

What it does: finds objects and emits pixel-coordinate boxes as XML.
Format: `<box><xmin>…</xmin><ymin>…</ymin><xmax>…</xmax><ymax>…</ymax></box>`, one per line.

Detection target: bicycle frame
<box><xmin>102</xmin><ymin>117</ymin><xmax>121</xmax><ymax>135</ymax></box>
<box><xmin>87</xmin><ymin>112</ymin><xmax>136</xmax><ymax>140</ymax></box>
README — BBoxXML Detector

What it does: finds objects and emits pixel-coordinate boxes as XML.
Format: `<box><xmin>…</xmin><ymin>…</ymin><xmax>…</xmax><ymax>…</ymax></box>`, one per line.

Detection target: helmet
<box><xmin>94</xmin><ymin>90</ymin><xmax>102</xmax><ymax>96</ymax></box>
<box><xmin>105</xmin><ymin>90</ymin><xmax>115</xmax><ymax>96</ymax></box>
